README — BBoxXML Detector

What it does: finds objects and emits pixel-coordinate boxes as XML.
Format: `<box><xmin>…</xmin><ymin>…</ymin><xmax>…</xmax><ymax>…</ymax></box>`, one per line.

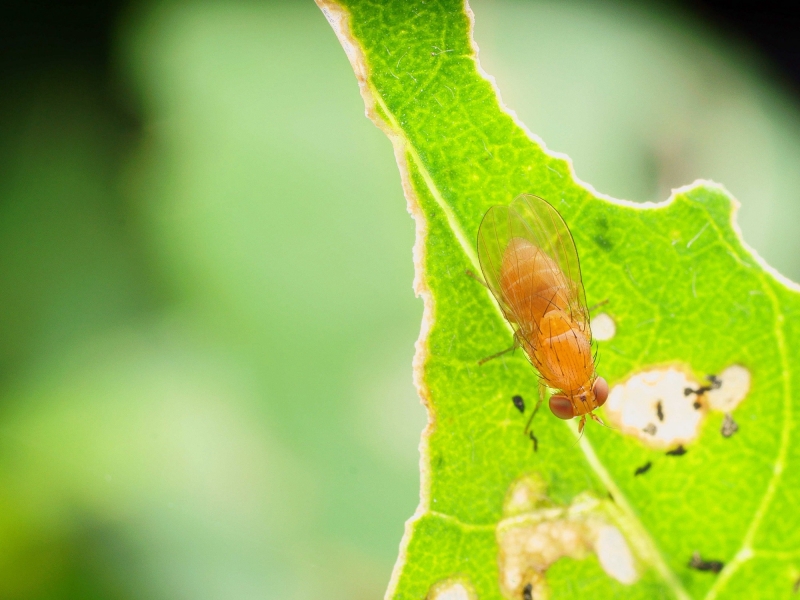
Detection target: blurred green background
<box><xmin>1</xmin><ymin>0</ymin><xmax>799</xmax><ymax>597</ymax></box>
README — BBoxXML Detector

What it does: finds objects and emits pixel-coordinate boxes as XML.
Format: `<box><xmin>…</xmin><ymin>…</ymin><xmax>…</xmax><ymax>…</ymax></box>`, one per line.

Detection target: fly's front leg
<box><xmin>523</xmin><ymin>395</ymin><xmax>543</xmax><ymax>436</ymax></box>
<box><xmin>478</xmin><ymin>331</ymin><xmax>522</xmax><ymax>366</ymax></box>
<box><xmin>478</xmin><ymin>344</ymin><xmax>516</xmax><ymax>365</ymax></box>
<box><xmin>578</xmin><ymin>415</ymin><xmax>587</xmax><ymax>434</ymax></box>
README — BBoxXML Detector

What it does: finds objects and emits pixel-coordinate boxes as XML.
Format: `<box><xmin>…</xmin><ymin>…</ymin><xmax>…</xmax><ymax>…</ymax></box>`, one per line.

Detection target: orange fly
<box><xmin>476</xmin><ymin>193</ymin><xmax>608</xmax><ymax>434</ymax></box>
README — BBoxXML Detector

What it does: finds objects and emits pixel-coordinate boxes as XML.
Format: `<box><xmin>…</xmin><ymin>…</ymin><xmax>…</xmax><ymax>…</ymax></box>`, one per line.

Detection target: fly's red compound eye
<box><xmin>593</xmin><ymin>377</ymin><xmax>609</xmax><ymax>407</ymax></box>
<box><xmin>549</xmin><ymin>395</ymin><xmax>574</xmax><ymax>420</ymax></box>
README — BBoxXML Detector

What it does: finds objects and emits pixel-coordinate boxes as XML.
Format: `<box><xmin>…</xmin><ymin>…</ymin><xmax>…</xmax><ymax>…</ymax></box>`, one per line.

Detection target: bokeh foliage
<box><xmin>0</xmin><ymin>2</ymin><xmax>423</xmax><ymax>598</ymax></box>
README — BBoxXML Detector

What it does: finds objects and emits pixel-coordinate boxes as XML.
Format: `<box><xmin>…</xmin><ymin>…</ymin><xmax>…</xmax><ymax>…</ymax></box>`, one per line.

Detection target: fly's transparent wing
<box><xmin>476</xmin><ymin>204</ymin><xmax>534</xmax><ymax>331</ymax></box>
<box><xmin>477</xmin><ymin>194</ymin><xmax>591</xmax><ymax>372</ymax></box>
<box><xmin>510</xmin><ymin>194</ymin><xmax>589</xmax><ymax>328</ymax></box>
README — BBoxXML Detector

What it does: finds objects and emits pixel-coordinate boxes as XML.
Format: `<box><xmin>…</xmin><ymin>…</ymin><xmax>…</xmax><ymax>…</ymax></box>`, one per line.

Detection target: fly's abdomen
<box><xmin>500</xmin><ymin>238</ymin><xmax>571</xmax><ymax>329</ymax></box>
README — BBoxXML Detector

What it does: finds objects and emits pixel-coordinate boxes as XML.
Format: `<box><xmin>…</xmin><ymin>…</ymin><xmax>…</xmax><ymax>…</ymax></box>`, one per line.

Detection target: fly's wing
<box><xmin>476</xmin><ymin>203</ymin><xmax>535</xmax><ymax>330</ymax></box>
<box><xmin>511</xmin><ymin>194</ymin><xmax>589</xmax><ymax>327</ymax></box>
<box><xmin>477</xmin><ymin>194</ymin><xmax>591</xmax><ymax>357</ymax></box>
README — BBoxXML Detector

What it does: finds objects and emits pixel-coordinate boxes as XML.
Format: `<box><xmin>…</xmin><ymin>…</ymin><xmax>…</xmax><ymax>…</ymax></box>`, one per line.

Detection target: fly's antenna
<box><xmin>571</xmin><ymin>426</ymin><xmax>586</xmax><ymax>449</ymax></box>
<box><xmin>590</xmin><ymin>412</ymin><xmax>616</xmax><ymax>431</ymax></box>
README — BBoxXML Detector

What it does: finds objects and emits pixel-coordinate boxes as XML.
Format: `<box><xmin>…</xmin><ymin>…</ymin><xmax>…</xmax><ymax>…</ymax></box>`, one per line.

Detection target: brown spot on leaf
<box><xmin>688</xmin><ymin>551</ymin><xmax>723</xmax><ymax>574</ymax></box>
<box><xmin>721</xmin><ymin>413</ymin><xmax>739</xmax><ymax>438</ymax></box>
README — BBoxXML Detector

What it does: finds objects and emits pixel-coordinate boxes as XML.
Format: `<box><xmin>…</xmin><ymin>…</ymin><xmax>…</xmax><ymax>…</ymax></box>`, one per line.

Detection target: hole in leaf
<box><xmin>705</xmin><ymin>365</ymin><xmax>751</xmax><ymax>412</ymax></box>
<box><xmin>603</xmin><ymin>365</ymin><xmax>751</xmax><ymax>448</ymax></box>
<box><xmin>590</xmin><ymin>313</ymin><xmax>616</xmax><ymax>341</ymax></box>
<box><xmin>426</xmin><ymin>578</ymin><xmax>476</xmax><ymax>600</ymax></box>
<box><xmin>497</xmin><ymin>476</ymin><xmax>639</xmax><ymax>599</ymax></box>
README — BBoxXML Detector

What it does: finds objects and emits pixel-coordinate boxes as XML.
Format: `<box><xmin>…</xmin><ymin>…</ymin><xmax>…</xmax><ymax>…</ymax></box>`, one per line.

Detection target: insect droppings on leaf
<box><xmin>634</xmin><ymin>462</ymin><xmax>652</xmax><ymax>476</ymax></box>
<box><xmin>642</xmin><ymin>423</ymin><xmax>657</xmax><ymax>436</ymax></box>
<box><xmin>656</xmin><ymin>400</ymin><xmax>664</xmax><ymax>422</ymax></box>
<box><xmin>688</xmin><ymin>552</ymin><xmax>724</xmax><ymax>574</ymax></box>
<box><xmin>666</xmin><ymin>445</ymin><xmax>687</xmax><ymax>456</ymax></box>
<box><xmin>721</xmin><ymin>413</ymin><xmax>739</xmax><ymax>438</ymax></box>
<box><xmin>522</xmin><ymin>583</ymin><xmax>533</xmax><ymax>600</ymax></box>
<box><xmin>685</xmin><ymin>374</ymin><xmax>722</xmax><ymax>397</ymax></box>
<box><xmin>512</xmin><ymin>395</ymin><xmax>525</xmax><ymax>413</ymax></box>
<box><xmin>476</xmin><ymin>194</ymin><xmax>607</xmax><ymax>436</ymax></box>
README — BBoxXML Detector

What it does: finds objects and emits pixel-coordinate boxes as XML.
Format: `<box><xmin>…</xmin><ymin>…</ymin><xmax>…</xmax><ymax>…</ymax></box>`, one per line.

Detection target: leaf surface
<box><xmin>318</xmin><ymin>1</ymin><xmax>800</xmax><ymax>598</ymax></box>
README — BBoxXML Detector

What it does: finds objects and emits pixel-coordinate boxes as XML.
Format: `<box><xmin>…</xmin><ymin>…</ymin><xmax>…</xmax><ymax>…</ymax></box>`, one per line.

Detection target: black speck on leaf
<box><xmin>688</xmin><ymin>552</ymin><xmax>723</xmax><ymax>574</ymax></box>
<box><xmin>523</xmin><ymin>583</ymin><xmax>533</xmax><ymax>600</ymax></box>
<box><xmin>666</xmin><ymin>445</ymin><xmax>687</xmax><ymax>456</ymax></box>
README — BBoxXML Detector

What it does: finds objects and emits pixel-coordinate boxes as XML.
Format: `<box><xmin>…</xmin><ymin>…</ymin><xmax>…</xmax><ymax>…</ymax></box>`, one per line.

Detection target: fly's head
<box><xmin>548</xmin><ymin>377</ymin><xmax>608</xmax><ymax>420</ymax></box>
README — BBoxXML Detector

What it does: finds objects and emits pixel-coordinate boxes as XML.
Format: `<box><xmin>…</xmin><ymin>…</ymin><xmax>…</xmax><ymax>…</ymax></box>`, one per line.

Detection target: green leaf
<box><xmin>318</xmin><ymin>1</ymin><xmax>800</xmax><ymax>598</ymax></box>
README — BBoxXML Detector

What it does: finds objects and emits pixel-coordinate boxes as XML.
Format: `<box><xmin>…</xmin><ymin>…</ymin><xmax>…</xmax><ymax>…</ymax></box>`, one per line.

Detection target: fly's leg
<box><xmin>587</xmin><ymin>299</ymin><xmax>609</xmax><ymax>314</ymax></box>
<box><xmin>478</xmin><ymin>332</ymin><xmax>522</xmax><ymax>366</ymax></box>
<box><xmin>465</xmin><ymin>269</ymin><xmax>488</xmax><ymax>288</ymax></box>
<box><xmin>468</xmin><ymin>269</ymin><xmax>521</xmax><ymax>365</ymax></box>
<box><xmin>523</xmin><ymin>394</ymin><xmax>543</xmax><ymax>436</ymax></box>
<box><xmin>477</xmin><ymin>345</ymin><xmax>516</xmax><ymax>366</ymax></box>
<box><xmin>523</xmin><ymin>381</ymin><xmax>545</xmax><ymax>452</ymax></box>
<box><xmin>524</xmin><ymin>380</ymin><xmax>545</xmax><ymax>433</ymax></box>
